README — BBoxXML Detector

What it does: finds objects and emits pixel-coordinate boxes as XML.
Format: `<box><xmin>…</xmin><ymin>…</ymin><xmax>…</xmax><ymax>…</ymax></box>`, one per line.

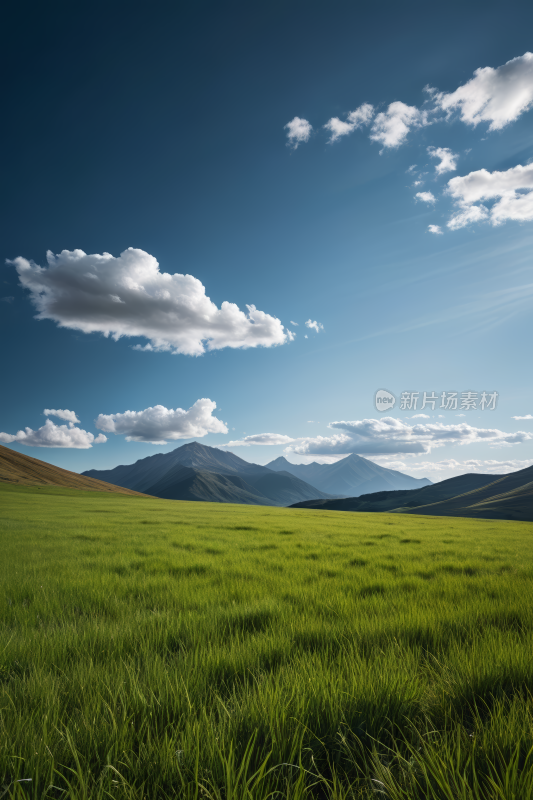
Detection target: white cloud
<box><xmin>428</xmin><ymin>224</ymin><xmax>443</xmax><ymax>235</ymax></box>
<box><xmin>221</xmin><ymin>433</ymin><xmax>295</xmax><ymax>447</ymax></box>
<box><xmin>427</xmin><ymin>146</ymin><xmax>458</xmax><ymax>174</ymax></box>
<box><xmin>368</xmin><ymin>456</ymin><xmax>533</xmax><ymax>479</ymax></box>
<box><xmin>12</xmin><ymin>249</ymin><xmax>291</xmax><ymax>356</ymax></box>
<box><xmin>285</xmin><ymin>417</ymin><xmax>532</xmax><ymax>456</ymax></box>
<box><xmin>305</xmin><ymin>319</ymin><xmax>324</xmax><ymax>332</ymax></box>
<box><xmin>434</xmin><ymin>52</ymin><xmax>533</xmax><ymax>131</ymax></box>
<box><xmin>290</xmin><ymin>320</ymin><xmax>298</xmax><ymax>326</ymax></box>
<box><xmin>407</xmin><ymin>165</ymin><xmax>417</xmax><ymax>173</ymax></box>
<box><xmin>284</xmin><ymin>117</ymin><xmax>312</xmax><ymax>149</ymax></box>
<box><xmin>513</xmin><ymin>414</ymin><xmax>533</xmax><ymax>420</ymax></box>
<box><xmin>95</xmin><ymin>399</ymin><xmax>227</xmax><ymax>444</ymax></box>
<box><xmin>304</xmin><ymin>334</ymin><xmax>308</xmax><ymax>339</ymax></box>
<box><xmin>370</xmin><ymin>102</ymin><xmax>427</xmax><ymax>149</ymax></box>
<box><xmin>446</xmin><ymin>164</ymin><xmax>533</xmax><ymax>229</ymax></box>
<box><xmin>447</xmin><ymin>204</ymin><xmax>489</xmax><ymax>230</ymax></box>
<box><xmin>324</xmin><ymin>103</ymin><xmax>374</xmax><ymax>143</ymax></box>
<box><xmin>415</xmin><ymin>191</ymin><xmax>436</xmax><ymax>204</ymax></box>
<box><xmin>0</xmin><ymin>418</ymin><xmax>106</xmax><ymax>448</ymax></box>
<box><xmin>44</xmin><ymin>408</ymin><xmax>80</xmax><ymax>426</ymax></box>
<box><xmin>411</xmin><ymin>414</ymin><xmax>430</xmax><ymax>419</ymax></box>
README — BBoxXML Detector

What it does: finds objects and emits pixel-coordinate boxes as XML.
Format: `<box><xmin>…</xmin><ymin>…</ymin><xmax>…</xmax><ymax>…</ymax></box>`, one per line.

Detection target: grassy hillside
<box><xmin>1</xmin><ymin>483</ymin><xmax>533</xmax><ymax>798</ymax></box>
<box><xmin>0</xmin><ymin>444</ymin><xmax>150</xmax><ymax>496</ymax></box>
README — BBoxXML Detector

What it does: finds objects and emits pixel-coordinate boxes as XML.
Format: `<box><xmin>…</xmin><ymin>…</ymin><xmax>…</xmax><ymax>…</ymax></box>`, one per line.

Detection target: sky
<box><xmin>1</xmin><ymin>0</ymin><xmax>533</xmax><ymax>484</ymax></box>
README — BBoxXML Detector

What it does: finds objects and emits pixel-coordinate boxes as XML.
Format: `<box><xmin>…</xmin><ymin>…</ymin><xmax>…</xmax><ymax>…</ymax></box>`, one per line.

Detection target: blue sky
<box><xmin>1</xmin><ymin>0</ymin><xmax>532</xmax><ymax>483</ymax></box>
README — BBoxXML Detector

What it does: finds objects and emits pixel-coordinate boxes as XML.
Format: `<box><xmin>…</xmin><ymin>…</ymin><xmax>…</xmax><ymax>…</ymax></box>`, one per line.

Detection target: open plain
<box><xmin>1</xmin><ymin>483</ymin><xmax>533</xmax><ymax>798</ymax></box>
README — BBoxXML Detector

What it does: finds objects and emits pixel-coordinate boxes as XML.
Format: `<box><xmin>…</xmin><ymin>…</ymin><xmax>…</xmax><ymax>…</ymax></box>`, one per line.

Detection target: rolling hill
<box><xmin>290</xmin><ymin>466</ymin><xmax>533</xmax><ymax>522</ymax></box>
<box><xmin>398</xmin><ymin>464</ymin><xmax>533</xmax><ymax>522</ymax></box>
<box><xmin>0</xmin><ymin>444</ymin><xmax>150</xmax><ymax>497</ymax></box>
<box><xmin>290</xmin><ymin>473</ymin><xmax>500</xmax><ymax>512</ymax></box>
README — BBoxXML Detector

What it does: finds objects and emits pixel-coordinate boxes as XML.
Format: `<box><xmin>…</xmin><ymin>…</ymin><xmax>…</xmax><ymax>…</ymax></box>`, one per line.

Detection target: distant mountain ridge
<box><xmin>82</xmin><ymin>442</ymin><xmax>432</xmax><ymax>507</ymax></box>
<box><xmin>266</xmin><ymin>454</ymin><xmax>432</xmax><ymax>497</ymax></box>
<box><xmin>83</xmin><ymin>442</ymin><xmax>336</xmax><ymax>506</ymax></box>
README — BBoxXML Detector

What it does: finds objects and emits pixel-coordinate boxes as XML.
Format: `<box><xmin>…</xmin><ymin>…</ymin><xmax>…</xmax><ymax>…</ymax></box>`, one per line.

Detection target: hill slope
<box><xmin>267</xmin><ymin>454</ymin><xmax>431</xmax><ymax>496</ymax></box>
<box><xmin>0</xmin><ymin>444</ymin><xmax>149</xmax><ymax>497</ymax></box>
<box><xmin>290</xmin><ymin>473</ymin><xmax>499</xmax><ymax>512</ymax></box>
<box><xmin>290</xmin><ymin>467</ymin><xmax>533</xmax><ymax>522</ymax></box>
<box><xmin>398</xmin><ymin>464</ymin><xmax>533</xmax><ymax>521</ymax></box>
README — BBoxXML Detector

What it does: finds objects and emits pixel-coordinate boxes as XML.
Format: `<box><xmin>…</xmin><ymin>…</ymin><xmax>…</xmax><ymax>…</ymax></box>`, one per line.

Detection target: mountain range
<box><xmin>266</xmin><ymin>454</ymin><xmax>432</xmax><ymax>496</ymax></box>
<box><xmin>82</xmin><ymin>442</ymin><xmax>432</xmax><ymax>506</ymax></box>
<box><xmin>5</xmin><ymin>441</ymin><xmax>529</xmax><ymax>520</ymax></box>
<box><xmin>290</xmin><ymin>464</ymin><xmax>533</xmax><ymax>522</ymax></box>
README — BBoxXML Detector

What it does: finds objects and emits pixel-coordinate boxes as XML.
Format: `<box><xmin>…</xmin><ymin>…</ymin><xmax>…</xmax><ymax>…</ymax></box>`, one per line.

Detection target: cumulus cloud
<box><xmin>415</xmin><ymin>191</ymin><xmax>436</xmax><ymax>204</ymax></box>
<box><xmin>324</xmin><ymin>103</ymin><xmax>374</xmax><ymax>143</ymax></box>
<box><xmin>368</xmin><ymin>457</ymin><xmax>533</xmax><ymax>478</ymax></box>
<box><xmin>95</xmin><ymin>399</ymin><xmax>227</xmax><ymax>444</ymax></box>
<box><xmin>221</xmin><ymin>433</ymin><xmax>295</xmax><ymax>447</ymax></box>
<box><xmin>44</xmin><ymin>408</ymin><xmax>80</xmax><ymax>426</ymax></box>
<box><xmin>305</xmin><ymin>319</ymin><xmax>324</xmax><ymax>332</ymax></box>
<box><xmin>284</xmin><ymin>117</ymin><xmax>313</xmax><ymax>149</ymax></box>
<box><xmin>433</xmin><ymin>52</ymin><xmax>533</xmax><ymax>130</ymax></box>
<box><xmin>513</xmin><ymin>414</ymin><xmax>533</xmax><ymax>420</ymax></box>
<box><xmin>446</xmin><ymin>164</ymin><xmax>533</xmax><ymax>229</ymax></box>
<box><xmin>11</xmin><ymin>248</ymin><xmax>291</xmax><ymax>356</ymax></box>
<box><xmin>289</xmin><ymin>53</ymin><xmax>533</xmax><ymax>159</ymax></box>
<box><xmin>428</xmin><ymin>224</ymin><xmax>443</xmax><ymax>234</ymax></box>
<box><xmin>0</xmin><ymin>418</ymin><xmax>106</xmax><ymax>448</ymax></box>
<box><xmin>285</xmin><ymin>417</ymin><xmax>532</xmax><ymax>456</ymax></box>
<box><xmin>370</xmin><ymin>102</ymin><xmax>427</xmax><ymax>149</ymax></box>
<box><xmin>427</xmin><ymin>146</ymin><xmax>458</xmax><ymax>174</ymax></box>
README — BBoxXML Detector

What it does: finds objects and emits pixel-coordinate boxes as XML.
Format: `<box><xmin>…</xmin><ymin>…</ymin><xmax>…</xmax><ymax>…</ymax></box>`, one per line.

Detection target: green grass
<box><xmin>1</xmin><ymin>482</ymin><xmax>533</xmax><ymax>799</ymax></box>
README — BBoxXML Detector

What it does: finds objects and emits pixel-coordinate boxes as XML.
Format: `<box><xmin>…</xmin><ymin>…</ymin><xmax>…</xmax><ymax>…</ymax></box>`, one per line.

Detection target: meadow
<box><xmin>1</xmin><ymin>483</ymin><xmax>533</xmax><ymax>799</ymax></box>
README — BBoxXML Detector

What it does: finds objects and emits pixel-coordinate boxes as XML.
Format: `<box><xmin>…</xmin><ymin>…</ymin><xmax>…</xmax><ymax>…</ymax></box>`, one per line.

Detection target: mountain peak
<box><xmin>267</xmin><ymin>456</ymin><xmax>291</xmax><ymax>467</ymax></box>
<box><xmin>172</xmin><ymin>441</ymin><xmax>210</xmax><ymax>452</ymax></box>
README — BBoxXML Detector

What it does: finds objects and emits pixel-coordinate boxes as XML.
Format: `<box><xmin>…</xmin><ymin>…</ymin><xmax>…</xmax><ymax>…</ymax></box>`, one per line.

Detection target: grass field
<box><xmin>1</xmin><ymin>483</ymin><xmax>533</xmax><ymax>799</ymax></box>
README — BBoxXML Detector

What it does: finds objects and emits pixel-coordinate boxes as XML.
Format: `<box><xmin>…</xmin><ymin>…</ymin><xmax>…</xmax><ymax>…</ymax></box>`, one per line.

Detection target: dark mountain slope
<box><xmin>290</xmin><ymin>467</ymin><xmax>533</xmax><ymax>521</ymax></box>
<box><xmin>83</xmin><ymin>441</ymin><xmax>270</xmax><ymax>493</ymax></box>
<box><xmin>290</xmin><ymin>473</ymin><xmax>503</xmax><ymax>511</ymax></box>
<box><xmin>399</xmin><ymin>464</ymin><xmax>533</xmax><ymax>521</ymax></box>
<box><xmin>267</xmin><ymin>453</ymin><xmax>431</xmax><ymax>496</ymax></box>
<box><xmin>245</xmin><ymin>470</ymin><xmax>336</xmax><ymax>506</ymax></box>
<box><xmin>145</xmin><ymin>467</ymin><xmax>276</xmax><ymax>505</ymax></box>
